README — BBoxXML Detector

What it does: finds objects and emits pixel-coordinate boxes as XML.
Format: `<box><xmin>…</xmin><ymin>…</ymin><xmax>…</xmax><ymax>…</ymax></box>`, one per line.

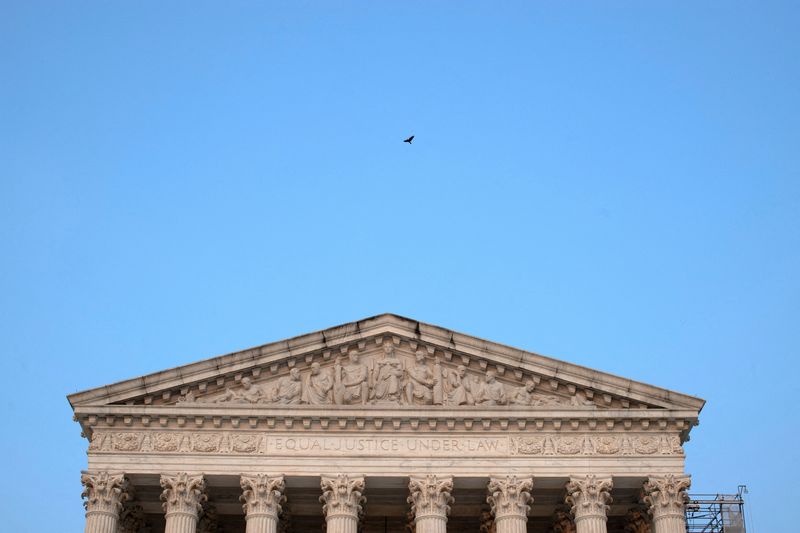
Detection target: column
<box><xmin>81</xmin><ymin>471</ymin><xmax>129</xmax><ymax>533</ymax></box>
<box><xmin>565</xmin><ymin>475</ymin><xmax>613</xmax><ymax>533</ymax></box>
<box><xmin>320</xmin><ymin>474</ymin><xmax>365</xmax><ymax>533</ymax></box>
<box><xmin>487</xmin><ymin>476</ymin><xmax>533</xmax><ymax>533</ymax></box>
<box><xmin>408</xmin><ymin>475</ymin><xmax>453</xmax><ymax>533</ymax></box>
<box><xmin>160</xmin><ymin>473</ymin><xmax>207</xmax><ymax>533</ymax></box>
<box><xmin>240</xmin><ymin>474</ymin><xmax>285</xmax><ymax>533</ymax></box>
<box><xmin>642</xmin><ymin>475</ymin><xmax>691</xmax><ymax>533</ymax></box>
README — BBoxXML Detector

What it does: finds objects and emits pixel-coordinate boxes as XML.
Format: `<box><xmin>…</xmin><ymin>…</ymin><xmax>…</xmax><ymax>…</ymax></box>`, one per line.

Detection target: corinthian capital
<box><xmin>160</xmin><ymin>473</ymin><xmax>207</xmax><ymax>517</ymax></box>
<box><xmin>81</xmin><ymin>471</ymin><xmax>129</xmax><ymax>516</ymax></box>
<box><xmin>642</xmin><ymin>475</ymin><xmax>691</xmax><ymax>520</ymax></box>
<box><xmin>487</xmin><ymin>476</ymin><xmax>533</xmax><ymax>521</ymax></box>
<box><xmin>320</xmin><ymin>474</ymin><xmax>366</xmax><ymax>519</ymax></box>
<box><xmin>565</xmin><ymin>475</ymin><xmax>613</xmax><ymax>521</ymax></box>
<box><xmin>408</xmin><ymin>475</ymin><xmax>454</xmax><ymax>520</ymax></box>
<box><xmin>240</xmin><ymin>474</ymin><xmax>286</xmax><ymax>518</ymax></box>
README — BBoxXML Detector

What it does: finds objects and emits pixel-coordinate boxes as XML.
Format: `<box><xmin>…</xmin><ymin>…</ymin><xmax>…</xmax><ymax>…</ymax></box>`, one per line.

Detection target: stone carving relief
<box><xmin>486</xmin><ymin>476</ymin><xmax>533</xmax><ymax>520</ymax></box>
<box><xmin>642</xmin><ymin>474</ymin><xmax>691</xmax><ymax>520</ymax></box>
<box><xmin>81</xmin><ymin>471</ymin><xmax>129</xmax><ymax>515</ymax></box>
<box><xmin>160</xmin><ymin>473</ymin><xmax>207</xmax><ymax>517</ymax></box>
<box><xmin>88</xmin><ymin>431</ymin><xmax>684</xmax><ymax>457</ymax></box>
<box><xmin>509</xmin><ymin>435</ymin><xmax>683</xmax><ymax>456</ymax></box>
<box><xmin>320</xmin><ymin>474</ymin><xmax>366</xmax><ymax>519</ymax></box>
<box><xmin>240</xmin><ymin>474</ymin><xmax>286</xmax><ymax>518</ymax></box>
<box><xmin>119</xmin><ymin>503</ymin><xmax>147</xmax><ymax>533</ymax></box>
<box><xmin>565</xmin><ymin>475</ymin><xmax>613</xmax><ymax>520</ymax></box>
<box><xmin>408</xmin><ymin>475</ymin><xmax>454</xmax><ymax>520</ymax></box>
<box><xmin>169</xmin><ymin>341</ymin><xmax>611</xmax><ymax>409</ymax></box>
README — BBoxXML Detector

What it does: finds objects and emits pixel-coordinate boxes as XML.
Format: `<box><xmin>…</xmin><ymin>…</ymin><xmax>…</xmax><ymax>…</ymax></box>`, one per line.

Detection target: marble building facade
<box><xmin>69</xmin><ymin>314</ymin><xmax>703</xmax><ymax>533</ymax></box>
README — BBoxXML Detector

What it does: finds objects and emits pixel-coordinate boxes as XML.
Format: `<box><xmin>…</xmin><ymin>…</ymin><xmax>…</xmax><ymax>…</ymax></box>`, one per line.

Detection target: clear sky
<box><xmin>1</xmin><ymin>2</ymin><xmax>798</xmax><ymax>531</ymax></box>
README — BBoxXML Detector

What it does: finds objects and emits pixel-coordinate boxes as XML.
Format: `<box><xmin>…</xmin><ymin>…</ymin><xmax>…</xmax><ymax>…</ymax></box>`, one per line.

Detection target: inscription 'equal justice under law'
<box><xmin>268</xmin><ymin>436</ymin><xmax>507</xmax><ymax>455</ymax></box>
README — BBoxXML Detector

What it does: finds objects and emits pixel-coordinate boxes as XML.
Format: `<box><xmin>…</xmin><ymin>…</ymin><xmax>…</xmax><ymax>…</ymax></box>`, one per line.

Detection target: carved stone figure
<box><xmin>272</xmin><ymin>368</ymin><xmax>303</xmax><ymax>405</ymax></box>
<box><xmin>213</xmin><ymin>376</ymin><xmax>264</xmax><ymax>404</ymax></box>
<box><xmin>405</xmin><ymin>350</ymin><xmax>437</xmax><ymax>405</ymax></box>
<box><xmin>444</xmin><ymin>365</ymin><xmax>472</xmax><ymax>405</ymax></box>
<box><xmin>511</xmin><ymin>379</ymin><xmax>537</xmax><ymax>405</ymax></box>
<box><xmin>475</xmin><ymin>370</ymin><xmax>507</xmax><ymax>406</ymax></box>
<box><xmin>371</xmin><ymin>345</ymin><xmax>404</xmax><ymax>404</ymax></box>
<box><xmin>334</xmin><ymin>352</ymin><xmax>369</xmax><ymax>405</ymax></box>
<box><xmin>303</xmin><ymin>362</ymin><xmax>333</xmax><ymax>405</ymax></box>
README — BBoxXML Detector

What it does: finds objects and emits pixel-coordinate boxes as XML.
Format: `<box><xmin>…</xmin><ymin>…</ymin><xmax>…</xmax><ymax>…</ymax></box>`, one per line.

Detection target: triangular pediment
<box><xmin>68</xmin><ymin>314</ymin><xmax>704</xmax><ymax>414</ymax></box>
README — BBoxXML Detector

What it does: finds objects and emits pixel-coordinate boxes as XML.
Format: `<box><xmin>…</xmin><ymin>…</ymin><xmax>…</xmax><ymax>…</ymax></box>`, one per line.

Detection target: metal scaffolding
<box><xmin>685</xmin><ymin>485</ymin><xmax>748</xmax><ymax>533</ymax></box>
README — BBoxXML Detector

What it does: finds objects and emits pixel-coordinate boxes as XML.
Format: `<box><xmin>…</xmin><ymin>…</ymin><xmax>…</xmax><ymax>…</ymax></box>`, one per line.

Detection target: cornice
<box><xmin>74</xmin><ymin>405</ymin><xmax>698</xmax><ymax>441</ymax></box>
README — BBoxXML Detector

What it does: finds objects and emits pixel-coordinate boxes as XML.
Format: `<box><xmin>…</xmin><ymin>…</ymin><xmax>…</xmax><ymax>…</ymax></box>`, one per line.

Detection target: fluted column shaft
<box><xmin>488</xmin><ymin>476</ymin><xmax>533</xmax><ymax>533</ymax></box>
<box><xmin>643</xmin><ymin>475</ymin><xmax>691</xmax><ymax>533</ymax></box>
<box><xmin>320</xmin><ymin>474</ymin><xmax>365</xmax><ymax>533</ymax></box>
<box><xmin>161</xmin><ymin>473</ymin><xmax>207</xmax><ymax>533</ymax></box>
<box><xmin>408</xmin><ymin>475</ymin><xmax>454</xmax><ymax>533</ymax></box>
<box><xmin>81</xmin><ymin>471</ymin><xmax>129</xmax><ymax>533</ymax></box>
<box><xmin>565</xmin><ymin>476</ymin><xmax>613</xmax><ymax>533</ymax></box>
<box><xmin>241</xmin><ymin>474</ymin><xmax>285</xmax><ymax>533</ymax></box>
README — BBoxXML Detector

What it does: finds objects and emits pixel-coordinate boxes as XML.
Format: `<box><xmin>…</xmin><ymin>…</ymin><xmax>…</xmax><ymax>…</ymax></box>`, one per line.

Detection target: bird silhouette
<box><xmin>403</xmin><ymin>135</ymin><xmax>414</xmax><ymax>144</ymax></box>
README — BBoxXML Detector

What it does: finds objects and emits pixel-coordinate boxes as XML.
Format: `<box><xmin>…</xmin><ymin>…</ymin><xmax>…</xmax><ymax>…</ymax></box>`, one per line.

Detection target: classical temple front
<box><xmin>69</xmin><ymin>314</ymin><xmax>703</xmax><ymax>533</ymax></box>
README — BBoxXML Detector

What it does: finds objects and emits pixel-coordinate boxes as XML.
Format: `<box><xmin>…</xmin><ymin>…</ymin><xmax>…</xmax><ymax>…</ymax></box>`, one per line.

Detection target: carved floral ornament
<box><xmin>156</xmin><ymin>340</ymin><xmax>635</xmax><ymax>409</ymax></box>
<box><xmin>240</xmin><ymin>474</ymin><xmax>286</xmax><ymax>517</ymax></box>
<box><xmin>81</xmin><ymin>471</ymin><xmax>129</xmax><ymax>515</ymax></box>
<box><xmin>642</xmin><ymin>474</ymin><xmax>691</xmax><ymax>519</ymax></box>
<box><xmin>319</xmin><ymin>474</ymin><xmax>366</xmax><ymax>519</ymax></box>
<box><xmin>486</xmin><ymin>476</ymin><xmax>534</xmax><ymax>520</ymax></box>
<box><xmin>160</xmin><ymin>472</ymin><xmax>207</xmax><ymax>516</ymax></box>
<box><xmin>408</xmin><ymin>475</ymin><xmax>454</xmax><ymax>520</ymax></box>
<box><xmin>565</xmin><ymin>475</ymin><xmax>613</xmax><ymax>520</ymax></box>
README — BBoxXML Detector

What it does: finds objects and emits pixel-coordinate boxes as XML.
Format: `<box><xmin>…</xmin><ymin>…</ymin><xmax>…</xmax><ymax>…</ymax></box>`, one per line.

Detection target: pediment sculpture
<box><xmin>174</xmin><ymin>343</ymin><xmax>599</xmax><ymax>408</ymax></box>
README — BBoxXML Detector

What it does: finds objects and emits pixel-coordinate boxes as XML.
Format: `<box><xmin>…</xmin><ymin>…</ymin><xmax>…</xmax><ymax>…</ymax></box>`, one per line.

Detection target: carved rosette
<box><xmin>408</xmin><ymin>475</ymin><xmax>454</xmax><ymax>521</ymax></box>
<box><xmin>160</xmin><ymin>473</ymin><xmax>207</xmax><ymax>518</ymax></box>
<box><xmin>81</xmin><ymin>471</ymin><xmax>129</xmax><ymax>517</ymax></box>
<box><xmin>241</xmin><ymin>474</ymin><xmax>286</xmax><ymax>518</ymax></box>
<box><xmin>320</xmin><ymin>474</ymin><xmax>366</xmax><ymax>520</ymax></box>
<box><xmin>198</xmin><ymin>505</ymin><xmax>219</xmax><ymax>533</ymax></box>
<box><xmin>642</xmin><ymin>475</ymin><xmax>691</xmax><ymax>522</ymax></box>
<box><xmin>565</xmin><ymin>475</ymin><xmax>613</xmax><ymax>522</ymax></box>
<box><xmin>486</xmin><ymin>476</ymin><xmax>533</xmax><ymax>522</ymax></box>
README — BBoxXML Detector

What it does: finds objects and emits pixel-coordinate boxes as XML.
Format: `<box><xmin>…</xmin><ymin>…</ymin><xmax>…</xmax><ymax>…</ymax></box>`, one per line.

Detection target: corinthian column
<box><xmin>565</xmin><ymin>475</ymin><xmax>613</xmax><ymax>533</ymax></box>
<box><xmin>241</xmin><ymin>474</ymin><xmax>285</xmax><ymax>533</ymax></box>
<box><xmin>642</xmin><ymin>475</ymin><xmax>691</xmax><ymax>533</ymax></box>
<box><xmin>487</xmin><ymin>476</ymin><xmax>533</xmax><ymax>533</ymax></box>
<box><xmin>408</xmin><ymin>475</ymin><xmax>454</xmax><ymax>533</ymax></box>
<box><xmin>160</xmin><ymin>473</ymin><xmax>207</xmax><ymax>533</ymax></box>
<box><xmin>81</xmin><ymin>471</ymin><xmax>129</xmax><ymax>533</ymax></box>
<box><xmin>320</xmin><ymin>474</ymin><xmax>365</xmax><ymax>533</ymax></box>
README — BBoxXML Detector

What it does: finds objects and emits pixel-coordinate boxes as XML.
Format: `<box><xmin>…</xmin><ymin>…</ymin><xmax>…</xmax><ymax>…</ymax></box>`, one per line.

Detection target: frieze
<box><xmin>89</xmin><ymin>431</ymin><xmax>684</xmax><ymax>457</ymax></box>
<box><xmin>508</xmin><ymin>435</ymin><xmax>683</xmax><ymax>456</ymax></box>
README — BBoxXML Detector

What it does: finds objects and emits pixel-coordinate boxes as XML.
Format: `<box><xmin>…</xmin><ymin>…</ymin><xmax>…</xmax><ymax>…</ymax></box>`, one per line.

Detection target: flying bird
<box><xmin>403</xmin><ymin>135</ymin><xmax>414</xmax><ymax>144</ymax></box>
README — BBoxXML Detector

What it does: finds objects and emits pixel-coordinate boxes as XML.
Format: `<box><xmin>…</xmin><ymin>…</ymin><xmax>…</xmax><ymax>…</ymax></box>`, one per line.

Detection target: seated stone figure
<box><xmin>303</xmin><ymin>362</ymin><xmax>333</xmax><ymax>405</ymax></box>
<box><xmin>405</xmin><ymin>349</ymin><xmax>436</xmax><ymax>405</ymax></box>
<box><xmin>474</xmin><ymin>370</ymin><xmax>508</xmax><ymax>406</ymax></box>
<box><xmin>272</xmin><ymin>368</ymin><xmax>303</xmax><ymax>405</ymax></box>
<box><xmin>371</xmin><ymin>344</ymin><xmax>404</xmax><ymax>404</ymax></box>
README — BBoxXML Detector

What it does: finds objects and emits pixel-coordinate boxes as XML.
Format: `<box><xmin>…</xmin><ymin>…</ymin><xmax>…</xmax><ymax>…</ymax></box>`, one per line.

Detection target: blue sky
<box><xmin>1</xmin><ymin>2</ymin><xmax>798</xmax><ymax>531</ymax></box>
